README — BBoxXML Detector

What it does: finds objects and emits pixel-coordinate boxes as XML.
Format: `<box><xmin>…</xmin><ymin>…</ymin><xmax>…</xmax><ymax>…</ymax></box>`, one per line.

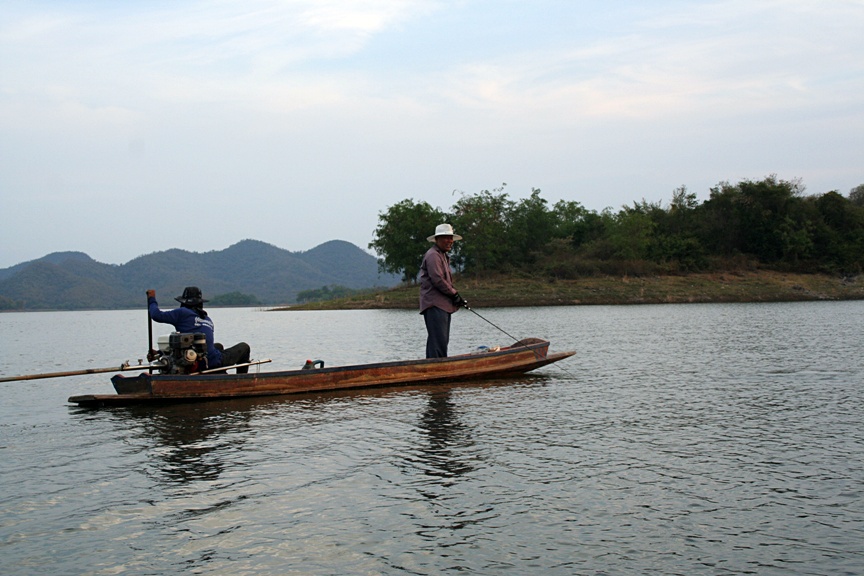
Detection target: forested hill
<box><xmin>0</xmin><ymin>240</ymin><xmax>400</xmax><ymax>310</ymax></box>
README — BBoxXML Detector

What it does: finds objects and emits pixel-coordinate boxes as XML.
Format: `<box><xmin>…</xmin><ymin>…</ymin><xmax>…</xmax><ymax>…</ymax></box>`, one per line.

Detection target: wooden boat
<box><xmin>68</xmin><ymin>338</ymin><xmax>574</xmax><ymax>407</ymax></box>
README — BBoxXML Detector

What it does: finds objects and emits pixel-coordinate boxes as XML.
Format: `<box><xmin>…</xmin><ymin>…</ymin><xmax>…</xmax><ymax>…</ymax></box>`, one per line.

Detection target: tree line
<box><xmin>296</xmin><ymin>285</ymin><xmax>369</xmax><ymax>303</ymax></box>
<box><xmin>370</xmin><ymin>177</ymin><xmax>864</xmax><ymax>282</ymax></box>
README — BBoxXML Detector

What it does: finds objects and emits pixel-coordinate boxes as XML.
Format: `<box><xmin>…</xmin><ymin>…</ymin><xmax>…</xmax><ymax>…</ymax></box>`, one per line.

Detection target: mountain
<box><xmin>0</xmin><ymin>240</ymin><xmax>400</xmax><ymax>310</ymax></box>
<box><xmin>0</xmin><ymin>251</ymin><xmax>94</xmax><ymax>282</ymax></box>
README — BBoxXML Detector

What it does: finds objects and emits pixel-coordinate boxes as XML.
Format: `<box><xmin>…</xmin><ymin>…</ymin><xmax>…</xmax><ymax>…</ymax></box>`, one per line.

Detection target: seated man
<box><xmin>147</xmin><ymin>286</ymin><xmax>251</xmax><ymax>373</ymax></box>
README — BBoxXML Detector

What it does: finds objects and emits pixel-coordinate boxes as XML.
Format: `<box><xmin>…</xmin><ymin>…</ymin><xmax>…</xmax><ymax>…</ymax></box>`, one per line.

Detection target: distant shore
<box><xmin>276</xmin><ymin>270</ymin><xmax>864</xmax><ymax>310</ymax></box>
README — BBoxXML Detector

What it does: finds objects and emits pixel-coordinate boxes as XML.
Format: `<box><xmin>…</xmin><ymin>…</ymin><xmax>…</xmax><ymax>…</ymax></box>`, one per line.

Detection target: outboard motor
<box><xmin>153</xmin><ymin>332</ymin><xmax>208</xmax><ymax>374</ymax></box>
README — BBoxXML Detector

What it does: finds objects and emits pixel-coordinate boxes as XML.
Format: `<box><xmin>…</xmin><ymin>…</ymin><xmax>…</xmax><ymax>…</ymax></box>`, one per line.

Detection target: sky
<box><xmin>1</xmin><ymin>0</ymin><xmax>863</xmax><ymax>268</ymax></box>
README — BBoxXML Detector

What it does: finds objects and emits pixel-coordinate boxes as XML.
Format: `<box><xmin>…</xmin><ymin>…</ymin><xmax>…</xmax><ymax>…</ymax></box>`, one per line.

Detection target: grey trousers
<box><xmin>423</xmin><ymin>306</ymin><xmax>451</xmax><ymax>358</ymax></box>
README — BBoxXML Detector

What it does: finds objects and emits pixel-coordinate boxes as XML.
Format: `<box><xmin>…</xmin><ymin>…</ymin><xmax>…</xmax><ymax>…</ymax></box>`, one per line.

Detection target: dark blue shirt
<box><xmin>148</xmin><ymin>297</ymin><xmax>222</xmax><ymax>368</ymax></box>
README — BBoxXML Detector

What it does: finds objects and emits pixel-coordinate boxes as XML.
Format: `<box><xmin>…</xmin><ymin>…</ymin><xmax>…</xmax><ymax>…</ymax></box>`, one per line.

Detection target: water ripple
<box><xmin>2</xmin><ymin>303</ymin><xmax>863</xmax><ymax>574</ymax></box>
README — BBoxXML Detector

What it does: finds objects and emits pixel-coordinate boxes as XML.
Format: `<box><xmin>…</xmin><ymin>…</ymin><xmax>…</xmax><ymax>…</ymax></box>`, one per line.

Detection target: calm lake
<box><xmin>1</xmin><ymin>303</ymin><xmax>863</xmax><ymax>575</ymax></box>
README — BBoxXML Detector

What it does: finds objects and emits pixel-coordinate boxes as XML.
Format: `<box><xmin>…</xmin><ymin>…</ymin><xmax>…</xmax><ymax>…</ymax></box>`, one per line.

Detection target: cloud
<box><xmin>1</xmin><ymin>0</ymin><xmax>863</xmax><ymax>267</ymax></box>
<box><xmin>420</xmin><ymin>0</ymin><xmax>864</xmax><ymax>125</ymax></box>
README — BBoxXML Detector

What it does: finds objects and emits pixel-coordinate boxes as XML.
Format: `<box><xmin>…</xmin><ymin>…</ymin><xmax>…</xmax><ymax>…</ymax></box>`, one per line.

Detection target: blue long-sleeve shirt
<box><xmin>148</xmin><ymin>297</ymin><xmax>222</xmax><ymax>368</ymax></box>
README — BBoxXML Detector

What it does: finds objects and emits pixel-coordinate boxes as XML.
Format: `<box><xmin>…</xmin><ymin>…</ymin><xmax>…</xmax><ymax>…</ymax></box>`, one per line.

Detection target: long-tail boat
<box><xmin>65</xmin><ymin>337</ymin><xmax>574</xmax><ymax>408</ymax></box>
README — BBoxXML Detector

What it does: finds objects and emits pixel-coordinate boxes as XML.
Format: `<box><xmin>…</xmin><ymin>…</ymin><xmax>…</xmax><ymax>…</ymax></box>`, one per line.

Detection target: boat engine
<box><xmin>153</xmin><ymin>332</ymin><xmax>208</xmax><ymax>374</ymax></box>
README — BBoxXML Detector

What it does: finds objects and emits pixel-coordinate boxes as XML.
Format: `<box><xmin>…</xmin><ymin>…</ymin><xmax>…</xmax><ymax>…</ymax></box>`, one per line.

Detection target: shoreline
<box><xmin>277</xmin><ymin>271</ymin><xmax>864</xmax><ymax>310</ymax></box>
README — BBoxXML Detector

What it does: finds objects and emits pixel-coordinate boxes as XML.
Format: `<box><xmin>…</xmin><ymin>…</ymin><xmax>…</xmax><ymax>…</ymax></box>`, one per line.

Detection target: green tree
<box><xmin>507</xmin><ymin>188</ymin><xmax>559</xmax><ymax>265</ymax></box>
<box><xmin>450</xmin><ymin>186</ymin><xmax>513</xmax><ymax>273</ymax></box>
<box><xmin>569</xmin><ymin>209</ymin><xmax>608</xmax><ymax>250</ymax></box>
<box><xmin>698</xmin><ymin>180</ymin><xmax>743</xmax><ymax>256</ymax></box>
<box><xmin>578</xmin><ymin>209</ymin><xmax>618</xmax><ymax>260</ymax></box>
<box><xmin>368</xmin><ymin>176</ymin><xmax>864</xmax><ymax>279</ymax></box>
<box><xmin>670</xmin><ymin>185</ymin><xmax>698</xmax><ymax>212</ymax></box>
<box><xmin>607</xmin><ymin>206</ymin><xmax>655</xmax><ymax>261</ymax></box>
<box><xmin>697</xmin><ymin>175</ymin><xmax>806</xmax><ymax>263</ymax></box>
<box><xmin>809</xmin><ymin>191</ymin><xmax>864</xmax><ymax>272</ymax></box>
<box><xmin>209</xmin><ymin>291</ymin><xmax>260</xmax><ymax>306</ymax></box>
<box><xmin>549</xmin><ymin>199</ymin><xmax>592</xmax><ymax>240</ymax></box>
<box><xmin>650</xmin><ymin>186</ymin><xmax>707</xmax><ymax>270</ymax></box>
<box><xmin>296</xmin><ymin>285</ymin><xmax>361</xmax><ymax>303</ymax></box>
<box><xmin>0</xmin><ymin>294</ymin><xmax>23</xmax><ymax>310</ymax></box>
<box><xmin>369</xmin><ymin>199</ymin><xmax>447</xmax><ymax>282</ymax></box>
<box><xmin>737</xmin><ymin>176</ymin><xmax>807</xmax><ymax>262</ymax></box>
<box><xmin>848</xmin><ymin>184</ymin><xmax>864</xmax><ymax>207</ymax></box>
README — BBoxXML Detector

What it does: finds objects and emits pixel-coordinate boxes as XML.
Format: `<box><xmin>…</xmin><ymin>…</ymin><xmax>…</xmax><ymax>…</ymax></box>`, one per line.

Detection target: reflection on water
<box><xmin>120</xmin><ymin>403</ymin><xmax>255</xmax><ymax>484</ymax></box>
<box><xmin>415</xmin><ymin>391</ymin><xmax>475</xmax><ymax>481</ymax></box>
<box><xmin>2</xmin><ymin>303</ymin><xmax>864</xmax><ymax>575</ymax></box>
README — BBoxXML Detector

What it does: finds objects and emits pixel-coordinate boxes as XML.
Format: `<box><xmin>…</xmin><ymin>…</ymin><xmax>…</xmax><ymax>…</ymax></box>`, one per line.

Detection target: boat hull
<box><xmin>68</xmin><ymin>338</ymin><xmax>574</xmax><ymax>407</ymax></box>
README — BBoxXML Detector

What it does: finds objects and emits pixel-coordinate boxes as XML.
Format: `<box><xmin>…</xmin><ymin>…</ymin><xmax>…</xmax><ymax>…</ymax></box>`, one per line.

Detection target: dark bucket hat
<box><xmin>175</xmin><ymin>286</ymin><xmax>209</xmax><ymax>305</ymax></box>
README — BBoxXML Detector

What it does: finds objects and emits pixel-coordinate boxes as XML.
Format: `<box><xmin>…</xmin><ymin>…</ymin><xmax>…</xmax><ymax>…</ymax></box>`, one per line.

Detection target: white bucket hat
<box><xmin>427</xmin><ymin>223</ymin><xmax>463</xmax><ymax>242</ymax></box>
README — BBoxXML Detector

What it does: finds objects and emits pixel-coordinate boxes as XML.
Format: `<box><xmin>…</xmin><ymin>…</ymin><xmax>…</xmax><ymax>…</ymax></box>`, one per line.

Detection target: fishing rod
<box><xmin>462</xmin><ymin>303</ymin><xmax>522</xmax><ymax>344</ymax></box>
<box><xmin>462</xmin><ymin>303</ymin><xmax>578</xmax><ymax>380</ymax></box>
<box><xmin>465</xmin><ymin>306</ymin><xmax>521</xmax><ymax>343</ymax></box>
<box><xmin>190</xmin><ymin>359</ymin><xmax>272</xmax><ymax>375</ymax></box>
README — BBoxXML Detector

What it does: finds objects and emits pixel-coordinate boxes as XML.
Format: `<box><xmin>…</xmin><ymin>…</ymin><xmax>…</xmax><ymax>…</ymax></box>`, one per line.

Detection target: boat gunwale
<box><xmin>112</xmin><ymin>338</ymin><xmax>556</xmax><ymax>384</ymax></box>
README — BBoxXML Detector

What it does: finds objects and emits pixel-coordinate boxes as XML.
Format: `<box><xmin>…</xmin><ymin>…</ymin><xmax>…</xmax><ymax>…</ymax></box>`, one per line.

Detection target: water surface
<box><xmin>1</xmin><ymin>303</ymin><xmax>863</xmax><ymax>574</ymax></box>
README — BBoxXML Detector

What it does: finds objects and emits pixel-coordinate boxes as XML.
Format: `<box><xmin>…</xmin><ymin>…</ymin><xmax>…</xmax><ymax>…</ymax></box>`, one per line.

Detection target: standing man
<box><xmin>420</xmin><ymin>224</ymin><xmax>468</xmax><ymax>358</ymax></box>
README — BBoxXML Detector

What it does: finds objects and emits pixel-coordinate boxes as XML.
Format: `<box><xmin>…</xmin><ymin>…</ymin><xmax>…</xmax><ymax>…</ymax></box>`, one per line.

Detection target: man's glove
<box><xmin>146</xmin><ymin>289</ymin><xmax>156</xmax><ymax>298</ymax></box>
<box><xmin>452</xmin><ymin>293</ymin><xmax>468</xmax><ymax>308</ymax></box>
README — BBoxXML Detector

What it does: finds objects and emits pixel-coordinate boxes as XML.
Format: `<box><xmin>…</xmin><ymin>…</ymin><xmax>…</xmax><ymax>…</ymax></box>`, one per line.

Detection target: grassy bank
<box><xmin>276</xmin><ymin>271</ymin><xmax>864</xmax><ymax>310</ymax></box>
